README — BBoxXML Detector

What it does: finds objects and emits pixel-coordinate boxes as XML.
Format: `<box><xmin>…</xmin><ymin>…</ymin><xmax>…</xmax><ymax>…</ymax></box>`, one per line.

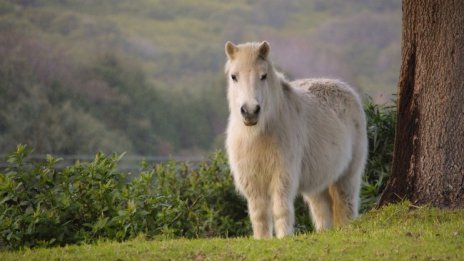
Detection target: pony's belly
<box><xmin>298</xmin><ymin>139</ymin><xmax>352</xmax><ymax>195</ymax></box>
<box><xmin>298</xmin><ymin>170</ymin><xmax>333</xmax><ymax>195</ymax></box>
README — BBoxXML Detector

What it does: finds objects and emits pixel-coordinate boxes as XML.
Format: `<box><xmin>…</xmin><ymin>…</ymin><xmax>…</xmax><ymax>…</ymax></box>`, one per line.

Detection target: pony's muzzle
<box><xmin>241</xmin><ymin>104</ymin><xmax>260</xmax><ymax>126</ymax></box>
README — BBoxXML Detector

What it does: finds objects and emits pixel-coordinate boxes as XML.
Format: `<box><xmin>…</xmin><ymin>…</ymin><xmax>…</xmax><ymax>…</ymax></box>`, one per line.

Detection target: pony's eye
<box><xmin>231</xmin><ymin>74</ymin><xmax>238</xmax><ymax>82</ymax></box>
<box><xmin>260</xmin><ymin>74</ymin><xmax>267</xmax><ymax>81</ymax></box>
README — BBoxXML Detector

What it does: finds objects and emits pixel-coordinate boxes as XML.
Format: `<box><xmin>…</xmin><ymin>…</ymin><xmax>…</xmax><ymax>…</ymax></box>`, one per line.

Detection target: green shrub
<box><xmin>0</xmin><ymin>145</ymin><xmax>249</xmax><ymax>250</ymax></box>
<box><xmin>0</xmin><ymin>101</ymin><xmax>395</xmax><ymax>250</ymax></box>
<box><xmin>361</xmin><ymin>98</ymin><xmax>396</xmax><ymax>212</ymax></box>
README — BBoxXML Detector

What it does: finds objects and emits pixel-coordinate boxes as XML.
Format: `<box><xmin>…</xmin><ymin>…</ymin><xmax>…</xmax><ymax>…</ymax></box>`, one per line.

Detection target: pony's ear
<box><xmin>225</xmin><ymin>41</ymin><xmax>238</xmax><ymax>60</ymax></box>
<box><xmin>258</xmin><ymin>41</ymin><xmax>270</xmax><ymax>59</ymax></box>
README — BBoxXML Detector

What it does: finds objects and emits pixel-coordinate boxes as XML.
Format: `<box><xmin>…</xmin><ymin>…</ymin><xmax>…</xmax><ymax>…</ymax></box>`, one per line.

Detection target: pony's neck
<box><xmin>259</xmin><ymin>66</ymin><xmax>292</xmax><ymax>132</ymax></box>
<box><xmin>269</xmin><ymin>67</ymin><xmax>290</xmax><ymax>109</ymax></box>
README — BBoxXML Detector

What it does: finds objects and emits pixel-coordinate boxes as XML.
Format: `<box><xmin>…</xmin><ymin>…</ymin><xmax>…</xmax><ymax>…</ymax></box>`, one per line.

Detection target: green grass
<box><xmin>2</xmin><ymin>202</ymin><xmax>463</xmax><ymax>260</ymax></box>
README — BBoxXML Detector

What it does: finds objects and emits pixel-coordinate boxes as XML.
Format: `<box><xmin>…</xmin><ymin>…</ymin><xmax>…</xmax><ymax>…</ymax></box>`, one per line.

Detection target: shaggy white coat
<box><xmin>225</xmin><ymin>41</ymin><xmax>368</xmax><ymax>239</ymax></box>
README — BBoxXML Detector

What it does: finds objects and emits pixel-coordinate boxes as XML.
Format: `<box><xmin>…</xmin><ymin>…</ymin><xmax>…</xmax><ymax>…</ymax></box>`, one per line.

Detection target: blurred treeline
<box><xmin>0</xmin><ymin>0</ymin><xmax>400</xmax><ymax>156</ymax></box>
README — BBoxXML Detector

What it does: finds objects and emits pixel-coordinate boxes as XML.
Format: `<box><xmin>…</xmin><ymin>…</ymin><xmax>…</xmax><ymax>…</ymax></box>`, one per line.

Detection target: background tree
<box><xmin>0</xmin><ymin>0</ymin><xmax>401</xmax><ymax>156</ymax></box>
<box><xmin>379</xmin><ymin>0</ymin><xmax>464</xmax><ymax>208</ymax></box>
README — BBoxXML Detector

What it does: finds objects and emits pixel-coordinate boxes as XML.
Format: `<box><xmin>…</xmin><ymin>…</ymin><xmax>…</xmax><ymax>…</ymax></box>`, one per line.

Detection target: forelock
<box><xmin>235</xmin><ymin>42</ymin><xmax>266</xmax><ymax>63</ymax></box>
<box><xmin>225</xmin><ymin>42</ymin><xmax>270</xmax><ymax>74</ymax></box>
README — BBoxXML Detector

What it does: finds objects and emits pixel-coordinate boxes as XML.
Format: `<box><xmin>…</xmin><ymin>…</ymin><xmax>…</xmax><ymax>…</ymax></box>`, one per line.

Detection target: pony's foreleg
<box><xmin>303</xmin><ymin>188</ymin><xmax>334</xmax><ymax>231</ymax></box>
<box><xmin>247</xmin><ymin>195</ymin><xmax>272</xmax><ymax>239</ymax></box>
<box><xmin>272</xmin><ymin>194</ymin><xmax>295</xmax><ymax>238</ymax></box>
<box><xmin>271</xmin><ymin>174</ymin><xmax>296</xmax><ymax>238</ymax></box>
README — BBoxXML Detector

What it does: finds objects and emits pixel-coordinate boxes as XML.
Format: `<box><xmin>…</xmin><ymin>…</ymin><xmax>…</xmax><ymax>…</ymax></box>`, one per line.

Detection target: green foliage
<box><xmin>0</xmin><ymin>145</ymin><xmax>249</xmax><ymax>250</ymax></box>
<box><xmin>0</xmin><ymin>32</ymin><xmax>134</xmax><ymax>154</ymax></box>
<box><xmin>0</xmin><ymin>32</ymin><xmax>223</xmax><ymax>155</ymax></box>
<box><xmin>0</xmin><ymin>101</ymin><xmax>395</xmax><ymax>250</ymax></box>
<box><xmin>361</xmin><ymin>98</ymin><xmax>396</xmax><ymax>212</ymax></box>
<box><xmin>1</xmin><ymin>145</ymin><xmax>125</xmax><ymax>249</ymax></box>
<box><xmin>0</xmin><ymin>0</ymin><xmax>400</xmax><ymax>156</ymax></box>
<box><xmin>147</xmin><ymin>154</ymin><xmax>249</xmax><ymax>238</ymax></box>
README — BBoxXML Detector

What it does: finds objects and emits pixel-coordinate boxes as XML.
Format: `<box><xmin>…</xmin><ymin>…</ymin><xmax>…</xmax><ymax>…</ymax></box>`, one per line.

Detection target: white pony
<box><xmin>224</xmin><ymin>41</ymin><xmax>368</xmax><ymax>239</ymax></box>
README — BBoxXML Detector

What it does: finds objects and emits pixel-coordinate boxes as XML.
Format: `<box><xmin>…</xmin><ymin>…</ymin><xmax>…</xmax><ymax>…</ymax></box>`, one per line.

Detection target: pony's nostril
<box><xmin>240</xmin><ymin>105</ymin><xmax>247</xmax><ymax>116</ymax></box>
<box><xmin>241</xmin><ymin>105</ymin><xmax>260</xmax><ymax>117</ymax></box>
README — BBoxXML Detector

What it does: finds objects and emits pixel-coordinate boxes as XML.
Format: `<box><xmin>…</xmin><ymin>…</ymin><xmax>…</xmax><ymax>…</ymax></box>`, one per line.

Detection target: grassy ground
<box><xmin>1</xmin><ymin>202</ymin><xmax>463</xmax><ymax>260</ymax></box>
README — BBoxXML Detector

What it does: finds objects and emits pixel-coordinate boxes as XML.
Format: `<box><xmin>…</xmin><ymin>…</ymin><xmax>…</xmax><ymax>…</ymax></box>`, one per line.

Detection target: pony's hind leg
<box><xmin>329</xmin><ymin>155</ymin><xmax>364</xmax><ymax>226</ymax></box>
<box><xmin>247</xmin><ymin>195</ymin><xmax>273</xmax><ymax>239</ymax></box>
<box><xmin>303</xmin><ymin>188</ymin><xmax>333</xmax><ymax>231</ymax></box>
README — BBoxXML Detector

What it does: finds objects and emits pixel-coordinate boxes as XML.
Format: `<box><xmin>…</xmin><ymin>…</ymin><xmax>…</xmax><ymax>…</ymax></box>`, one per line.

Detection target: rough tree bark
<box><xmin>379</xmin><ymin>0</ymin><xmax>464</xmax><ymax>208</ymax></box>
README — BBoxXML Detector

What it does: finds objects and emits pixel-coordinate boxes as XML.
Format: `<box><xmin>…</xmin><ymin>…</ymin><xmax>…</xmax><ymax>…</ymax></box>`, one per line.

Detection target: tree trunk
<box><xmin>379</xmin><ymin>0</ymin><xmax>464</xmax><ymax>208</ymax></box>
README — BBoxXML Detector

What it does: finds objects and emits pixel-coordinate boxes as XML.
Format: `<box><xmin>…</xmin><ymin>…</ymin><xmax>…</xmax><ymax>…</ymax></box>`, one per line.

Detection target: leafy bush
<box><xmin>0</xmin><ymin>145</ymin><xmax>249</xmax><ymax>250</ymax></box>
<box><xmin>0</xmin><ymin>101</ymin><xmax>395</xmax><ymax>250</ymax></box>
<box><xmin>361</xmin><ymin>98</ymin><xmax>396</xmax><ymax>212</ymax></box>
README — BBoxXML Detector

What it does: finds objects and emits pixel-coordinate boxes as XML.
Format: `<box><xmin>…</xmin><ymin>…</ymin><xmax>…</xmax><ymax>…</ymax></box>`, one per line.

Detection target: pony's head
<box><xmin>225</xmin><ymin>41</ymin><xmax>279</xmax><ymax>128</ymax></box>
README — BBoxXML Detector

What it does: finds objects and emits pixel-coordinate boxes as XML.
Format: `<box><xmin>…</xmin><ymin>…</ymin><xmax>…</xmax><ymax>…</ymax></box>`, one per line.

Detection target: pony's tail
<box><xmin>329</xmin><ymin>184</ymin><xmax>350</xmax><ymax>226</ymax></box>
